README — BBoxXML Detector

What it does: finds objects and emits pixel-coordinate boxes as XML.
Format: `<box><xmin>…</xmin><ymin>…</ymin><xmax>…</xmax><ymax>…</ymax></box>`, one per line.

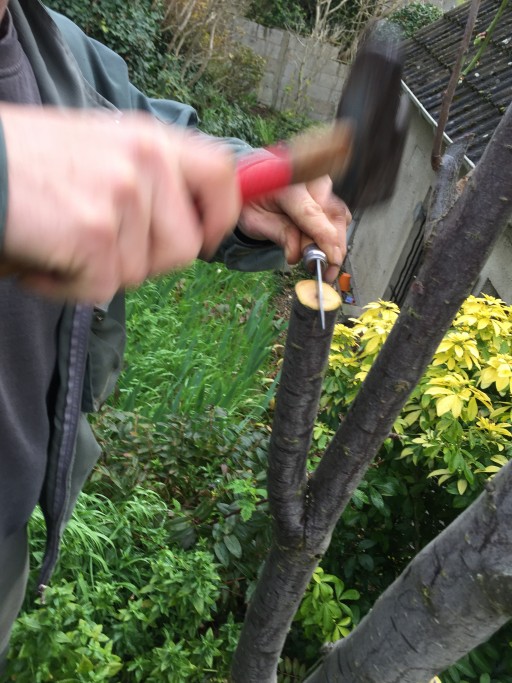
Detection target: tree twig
<box><xmin>431</xmin><ymin>0</ymin><xmax>482</xmax><ymax>170</ymax></box>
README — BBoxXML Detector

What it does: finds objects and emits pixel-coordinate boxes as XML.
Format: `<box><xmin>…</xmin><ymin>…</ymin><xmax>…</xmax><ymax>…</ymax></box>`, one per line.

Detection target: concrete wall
<box><xmin>348</xmin><ymin>112</ymin><xmax>438</xmax><ymax>305</ymax></box>
<box><xmin>475</xmin><ymin>228</ymin><xmax>512</xmax><ymax>300</ymax></box>
<box><xmin>348</xmin><ymin>107</ymin><xmax>512</xmax><ymax>306</ymax></box>
<box><xmin>235</xmin><ymin>2</ymin><xmax>460</xmax><ymax>119</ymax></box>
<box><xmin>235</xmin><ymin>18</ymin><xmax>348</xmax><ymax>121</ymax></box>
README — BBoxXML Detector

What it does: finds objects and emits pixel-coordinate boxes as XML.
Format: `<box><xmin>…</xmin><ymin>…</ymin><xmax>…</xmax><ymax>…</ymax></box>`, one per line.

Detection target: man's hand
<box><xmin>1</xmin><ymin>106</ymin><xmax>241</xmax><ymax>302</ymax></box>
<box><xmin>237</xmin><ymin>176</ymin><xmax>351</xmax><ymax>284</ymax></box>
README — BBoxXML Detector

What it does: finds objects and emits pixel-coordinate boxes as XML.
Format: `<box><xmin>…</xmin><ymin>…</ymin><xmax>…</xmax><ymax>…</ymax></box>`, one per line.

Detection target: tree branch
<box><xmin>305</xmin><ymin>459</ymin><xmax>512</xmax><ymax>682</ymax></box>
<box><xmin>231</xmin><ymin>281</ymin><xmax>341</xmax><ymax>682</ymax></box>
<box><xmin>308</xmin><ymin>100</ymin><xmax>512</xmax><ymax>542</ymax></box>
<box><xmin>431</xmin><ymin>0</ymin><xmax>482</xmax><ymax>170</ymax></box>
<box><xmin>462</xmin><ymin>0</ymin><xmax>510</xmax><ymax>77</ymax></box>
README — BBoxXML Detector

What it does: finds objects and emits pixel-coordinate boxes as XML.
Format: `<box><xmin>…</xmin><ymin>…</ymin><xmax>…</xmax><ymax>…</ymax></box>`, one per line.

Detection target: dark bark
<box><xmin>231</xmin><ymin>284</ymin><xmax>341</xmax><ymax>682</ymax></box>
<box><xmin>232</xmin><ymin>102</ymin><xmax>512</xmax><ymax>682</ymax></box>
<box><xmin>305</xmin><ymin>459</ymin><xmax>512</xmax><ymax>683</ymax></box>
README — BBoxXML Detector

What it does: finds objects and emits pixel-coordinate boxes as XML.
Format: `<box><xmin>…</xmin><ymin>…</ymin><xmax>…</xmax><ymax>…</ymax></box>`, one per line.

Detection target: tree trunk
<box><xmin>231</xmin><ymin>102</ymin><xmax>512</xmax><ymax>681</ymax></box>
<box><xmin>232</xmin><ymin>281</ymin><xmax>342</xmax><ymax>682</ymax></box>
<box><xmin>305</xmin><ymin>459</ymin><xmax>512</xmax><ymax>683</ymax></box>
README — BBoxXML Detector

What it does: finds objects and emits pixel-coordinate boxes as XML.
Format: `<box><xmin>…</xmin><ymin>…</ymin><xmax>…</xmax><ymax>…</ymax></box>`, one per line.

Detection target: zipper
<box><xmin>38</xmin><ymin>303</ymin><xmax>92</xmax><ymax>594</ymax></box>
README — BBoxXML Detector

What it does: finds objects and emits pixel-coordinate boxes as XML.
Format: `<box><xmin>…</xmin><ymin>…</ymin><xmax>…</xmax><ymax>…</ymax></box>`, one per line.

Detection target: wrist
<box><xmin>234</xmin><ymin>225</ymin><xmax>274</xmax><ymax>247</ymax></box>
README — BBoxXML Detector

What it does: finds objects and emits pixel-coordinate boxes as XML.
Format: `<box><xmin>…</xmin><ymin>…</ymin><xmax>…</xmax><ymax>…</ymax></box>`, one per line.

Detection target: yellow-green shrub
<box><xmin>322</xmin><ymin>294</ymin><xmax>512</xmax><ymax>503</ymax></box>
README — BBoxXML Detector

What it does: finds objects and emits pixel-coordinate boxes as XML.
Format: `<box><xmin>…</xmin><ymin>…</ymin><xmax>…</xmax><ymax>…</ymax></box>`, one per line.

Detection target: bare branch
<box><xmin>462</xmin><ymin>0</ymin><xmax>510</xmax><ymax>76</ymax></box>
<box><xmin>431</xmin><ymin>0</ymin><xmax>482</xmax><ymax>170</ymax></box>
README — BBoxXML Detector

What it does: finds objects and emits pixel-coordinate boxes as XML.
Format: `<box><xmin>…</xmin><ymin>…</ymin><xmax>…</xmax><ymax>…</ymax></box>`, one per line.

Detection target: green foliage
<box><xmin>295</xmin><ymin>568</ymin><xmax>360</xmax><ymax>651</ymax></box>
<box><xmin>442</xmin><ymin>633</ymin><xmax>512</xmax><ymax>683</ymax></box>
<box><xmin>8</xmin><ymin>582</ymin><xmax>122</xmax><ymax>682</ymax></box>
<box><xmin>315</xmin><ymin>295</ymin><xmax>512</xmax><ymax>680</ymax></box>
<box><xmin>117</xmin><ymin>263</ymin><xmax>282</xmax><ymax>420</ymax></box>
<box><xmin>390</xmin><ymin>2</ymin><xmax>443</xmax><ymax>38</ymax></box>
<box><xmin>89</xmin><ymin>406</ymin><xmax>273</xmax><ymax>607</ymax></box>
<box><xmin>47</xmin><ymin>0</ymin><xmax>189</xmax><ymax>100</ymax></box>
<box><xmin>204</xmin><ymin>45</ymin><xmax>266</xmax><ymax>103</ymax></box>
<box><xmin>277</xmin><ymin>656</ymin><xmax>308</xmax><ymax>683</ymax></box>
<box><xmin>246</xmin><ymin>0</ymin><xmax>307</xmax><ymax>32</ymax></box>
<box><xmin>323</xmin><ymin>296</ymin><xmax>512</xmax><ymax>502</ymax></box>
<box><xmin>7</xmin><ymin>404</ymin><xmax>275</xmax><ymax>680</ymax></box>
<box><xmin>7</xmin><ymin>491</ymin><xmax>232</xmax><ymax>682</ymax></box>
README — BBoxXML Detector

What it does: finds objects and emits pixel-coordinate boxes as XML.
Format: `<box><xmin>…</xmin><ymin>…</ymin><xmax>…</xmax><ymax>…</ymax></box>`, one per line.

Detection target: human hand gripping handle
<box><xmin>236</xmin><ymin>124</ymin><xmax>354</xmax><ymax>329</ymax></box>
<box><xmin>0</xmin><ymin>105</ymin><xmax>241</xmax><ymax>302</ymax></box>
<box><xmin>236</xmin><ymin>122</ymin><xmax>353</xmax><ymax>286</ymax></box>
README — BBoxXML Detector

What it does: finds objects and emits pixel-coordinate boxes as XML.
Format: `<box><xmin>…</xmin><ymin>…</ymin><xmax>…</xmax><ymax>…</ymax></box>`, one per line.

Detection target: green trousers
<box><xmin>0</xmin><ymin>527</ymin><xmax>29</xmax><ymax>678</ymax></box>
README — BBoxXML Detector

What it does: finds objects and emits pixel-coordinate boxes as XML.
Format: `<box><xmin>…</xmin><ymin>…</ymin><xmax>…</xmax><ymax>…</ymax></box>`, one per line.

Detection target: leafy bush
<box><xmin>48</xmin><ymin>0</ymin><xmax>189</xmax><ymax>99</ymax></box>
<box><xmin>390</xmin><ymin>2</ymin><xmax>443</xmax><ymax>38</ymax></box>
<box><xmin>315</xmin><ymin>295</ymin><xmax>512</xmax><ymax>681</ymax></box>
<box><xmin>245</xmin><ymin>0</ymin><xmax>307</xmax><ymax>32</ymax></box>
<box><xmin>6</xmin><ymin>490</ymin><xmax>236</xmax><ymax>682</ymax></box>
<box><xmin>324</xmin><ymin>296</ymin><xmax>512</xmax><ymax>501</ymax></box>
<box><xmin>89</xmin><ymin>405</ymin><xmax>273</xmax><ymax>606</ymax></box>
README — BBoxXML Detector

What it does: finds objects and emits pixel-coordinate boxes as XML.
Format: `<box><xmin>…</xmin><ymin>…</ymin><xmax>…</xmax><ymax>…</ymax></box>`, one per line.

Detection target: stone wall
<box><xmin>235</xmin><ymin>18</ymin><xmax>348</xmax><ymax>121</ymax></box>
<box><xmin>234</xmin><ymin>3</ymin><xmax>457</xmax><ymax>120</ymax></box>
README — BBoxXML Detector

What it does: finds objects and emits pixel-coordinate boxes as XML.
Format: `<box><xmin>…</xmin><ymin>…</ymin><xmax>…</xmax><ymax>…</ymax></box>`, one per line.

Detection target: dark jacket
<box><xmin>3</xmin><ymin>0</ymin><xmax>284</xmax><ymax>588</ymax></box>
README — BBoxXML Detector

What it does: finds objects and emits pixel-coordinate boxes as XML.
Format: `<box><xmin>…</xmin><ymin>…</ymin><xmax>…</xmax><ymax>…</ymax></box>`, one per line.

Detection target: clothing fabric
<box><xmin>0</xmin><ymin>8</ymin><xmax>63</xmax><ymax>540</ymax></box>
<box><xmin>0</xmin><ymin>0</ymin><xmax>284</xmax><ymax>672</ymax></box>
<box><xmin>0</xmin><ymin>9</ymin><xmax>40</xmax><ymax>103</ymax></box>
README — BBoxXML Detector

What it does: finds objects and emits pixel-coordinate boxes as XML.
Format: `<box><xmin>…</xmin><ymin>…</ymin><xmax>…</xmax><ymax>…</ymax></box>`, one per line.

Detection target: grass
<box><xmin>115</xmin><ymin>261</ymin><xmax>286</xmax><ymax>421</ymax></box>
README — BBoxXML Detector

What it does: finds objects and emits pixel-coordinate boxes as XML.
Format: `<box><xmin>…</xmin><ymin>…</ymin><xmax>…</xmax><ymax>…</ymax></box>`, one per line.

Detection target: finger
<box><xmin>274</xmin><ymin>184</ymin><xmax>345</xmax><ymax>271</ymax></box>
<box><xmin>116</xmin><ymin>162</ymin><xmax>152</xmax><ymax>287</ymax></box>
<box><xmin>306</xmin><ymin>178</ymin><xmax>351</xmax><ymax>282</ymax></box>
<box><xmin>149</xmin><ymin>172</ymin><xmax>204</xmax><ymax>273</ymax></box>
<box><xmin>180</xmin><ymin>138</ymin><xmax>241</xmax><ymax>259</ymax></box>
<box><xmin>239</xmin><ymin>203</ymin><xmax>302</xmax><ymax>265</ymax></box>
<box><xmin>146</xmin><ymin>131</ymin><xmax>204</xmax><ymax>274</ymax></box>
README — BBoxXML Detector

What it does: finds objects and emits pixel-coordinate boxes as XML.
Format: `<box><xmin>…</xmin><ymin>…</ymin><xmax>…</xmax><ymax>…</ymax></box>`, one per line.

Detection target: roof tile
<box><xmin>402</xmin><ymin>0</ymin><xmax>512</xmax><ymax>162</ymax></box>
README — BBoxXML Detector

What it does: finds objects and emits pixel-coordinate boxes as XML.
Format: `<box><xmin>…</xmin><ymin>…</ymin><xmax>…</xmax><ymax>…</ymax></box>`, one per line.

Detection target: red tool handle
<box><xmin>237</xmin><ymin>150</ymin><xmax>293</xmax><ymax>203</ymax></box>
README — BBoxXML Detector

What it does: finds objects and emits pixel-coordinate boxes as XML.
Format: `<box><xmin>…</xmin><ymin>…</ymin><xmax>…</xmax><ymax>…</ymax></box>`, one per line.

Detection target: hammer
<box><xmin>237</xmin><ymin>25</ymin><xmax>410</xmax><ymax>327</ymax></box>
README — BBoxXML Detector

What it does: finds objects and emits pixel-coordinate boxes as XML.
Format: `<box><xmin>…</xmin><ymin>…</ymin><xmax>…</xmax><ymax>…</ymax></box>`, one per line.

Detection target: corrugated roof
<box><xmin>402</xmin><ymin>0</ymin><xmax>512</xmax><ymax>162</ymax></box>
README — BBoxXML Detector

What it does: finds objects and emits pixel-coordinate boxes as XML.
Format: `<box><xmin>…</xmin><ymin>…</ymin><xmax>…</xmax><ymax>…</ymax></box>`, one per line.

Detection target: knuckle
<box><xmin>81</xmin><ymin>207</ymin><xmax>117</xmax><ymax>250</ymax></box>
<box><xmin>132</xmin><ymin>125</ymin><xmax>159</xmax><ymax>163</ymax></box>
<box><xmin>300</xmin><ymin>198</ymin><xmax>324</xmax><ymax>221</ymax></box>
<box><xmin>111</xmin><ymin>161</ymin><xmax>139</xmax><ymax>203</ymax></box>
<box><xmin>130</xmin><ymin>121</ymin><xmax>170</xmax><ymax>172</ymax></box>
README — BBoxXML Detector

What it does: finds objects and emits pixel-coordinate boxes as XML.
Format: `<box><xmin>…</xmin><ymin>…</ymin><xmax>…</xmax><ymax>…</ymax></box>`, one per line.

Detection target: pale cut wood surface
<box><xmin>295</xmin><ymin>279</ymin><xmax>341</xmax><ymax>312</ymax></box>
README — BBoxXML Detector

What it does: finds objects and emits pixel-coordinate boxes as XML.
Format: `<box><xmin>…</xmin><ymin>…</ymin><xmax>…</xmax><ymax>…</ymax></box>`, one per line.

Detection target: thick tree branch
<box><xmin>231</xmin><ymin>281</ymin><xmax>341</xmax><ymax>682</ymax></box>
<box><xmin>232</xmin><ymin>102</ymin><xmax>512</xmax><ymax>683</ymax></box>
<box><xmin>305</xmin><ymin>459</ymin><xmax>512</xmax><ymax>682</ymax></box>
<box><xmin>308</xmin><ymin>101</ymin><xmax>512</xmax><ymax>542</ymax></box>
<box><xmin>267</xmin><ymin>281</ymin><xmax>341</xmax><ymax>546</ymax></box>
